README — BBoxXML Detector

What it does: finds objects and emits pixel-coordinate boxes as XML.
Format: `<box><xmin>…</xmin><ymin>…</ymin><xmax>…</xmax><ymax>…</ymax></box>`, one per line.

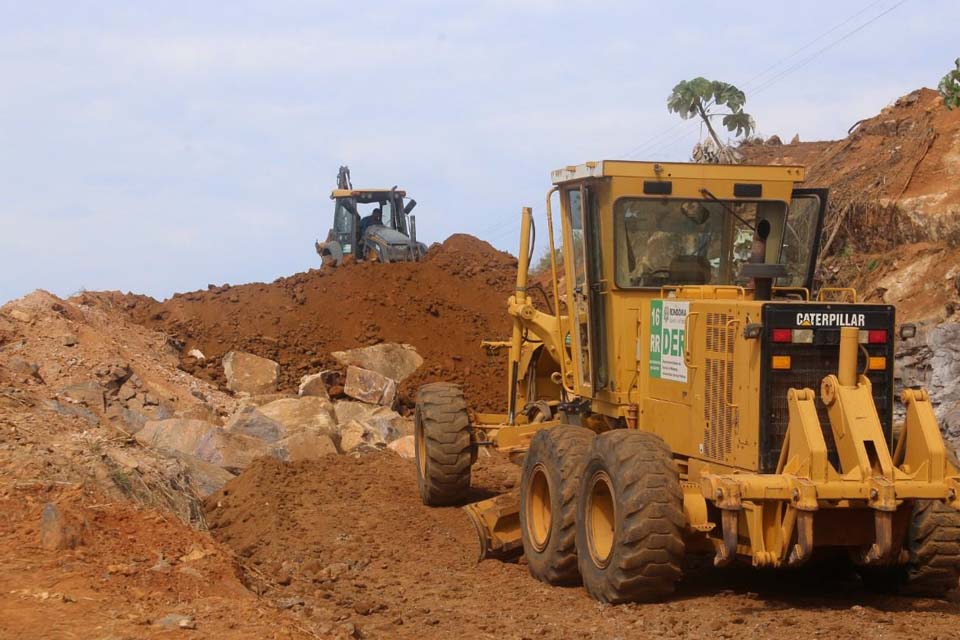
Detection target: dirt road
<box><xmin>205</xmin><ymin>452</ymin><xmax>960</xmax><ymax>640</ymax></box>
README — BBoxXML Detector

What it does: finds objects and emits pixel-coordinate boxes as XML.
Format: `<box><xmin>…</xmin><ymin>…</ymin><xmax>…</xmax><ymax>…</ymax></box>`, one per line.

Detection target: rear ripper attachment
<box><xmin>698</xmin><ymin>326</ymin><xmax>960</xmax><ymax>571</ymax></box>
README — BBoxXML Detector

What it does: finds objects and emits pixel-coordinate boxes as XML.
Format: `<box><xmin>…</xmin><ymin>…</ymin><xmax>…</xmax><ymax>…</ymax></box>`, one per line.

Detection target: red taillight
<box><xmin>772</xmin><ymin>328</ymin><xmax>793</xmax><ymax>343</ymax></box>
<box><xmin>868</xmin><ymin>329</ymin><xmax>887</xmax><ymax>344</ymax></box>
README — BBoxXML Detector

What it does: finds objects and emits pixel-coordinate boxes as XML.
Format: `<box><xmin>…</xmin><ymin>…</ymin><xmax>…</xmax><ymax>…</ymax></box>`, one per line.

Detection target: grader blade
<box><xmin>463</xmin><ymin>491</ymin><xmax>522</xmax><ymax>562</ymax></box>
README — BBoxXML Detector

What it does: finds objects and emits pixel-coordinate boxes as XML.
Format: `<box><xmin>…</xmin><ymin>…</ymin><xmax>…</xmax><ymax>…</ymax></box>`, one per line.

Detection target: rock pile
<box><xmin>131</xmin><ymin>343</ymin><xmax>420</xmax><ymax>496</ymax></box>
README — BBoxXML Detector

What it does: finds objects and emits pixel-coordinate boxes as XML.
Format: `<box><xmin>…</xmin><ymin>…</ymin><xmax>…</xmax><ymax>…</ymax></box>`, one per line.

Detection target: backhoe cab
<box><xmin>316</xmin><ymin>166</ymin><xmax>426</xmax><ymax>265</ymax></box>
<box><xmin>414</xmin><ymin>160</ymin><xmax>960</xmax><ymax>603</ymax></box>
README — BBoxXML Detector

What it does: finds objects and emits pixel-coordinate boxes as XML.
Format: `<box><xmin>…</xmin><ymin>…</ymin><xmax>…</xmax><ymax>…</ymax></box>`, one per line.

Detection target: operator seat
<box><xmin>669</xmin><ymin>255</ymin><xmax>712</xmax><ymax>285</ymax></box>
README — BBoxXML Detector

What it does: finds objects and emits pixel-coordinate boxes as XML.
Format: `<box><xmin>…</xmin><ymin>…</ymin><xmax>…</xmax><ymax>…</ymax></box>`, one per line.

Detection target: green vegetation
<box><xmin>939</xmin><ymin>58</ymin><xmax>960</xmax><ymax>110</ymax></box>
<box><xmin>667</xmin><ymin>77</ymin><xmax>755</xmax><ymax>163</ymax></box>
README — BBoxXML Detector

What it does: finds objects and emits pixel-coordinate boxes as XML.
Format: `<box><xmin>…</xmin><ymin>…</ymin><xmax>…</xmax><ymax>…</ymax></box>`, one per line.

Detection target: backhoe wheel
<box><xmin>415</xmin><ymin>383</ymin><xmax>472</xmax><ymax>506</ymax></box>
<box><xmin>861</xmin><ymin>500</ymin><xmax>960</xmax><ymax>597</ymax></box>
<box><xmin>575</xmin><ymin>430</ymin><xmax>685</xmax><ymax>603</ymax></box>
<box><xmin>520</xmin><ymin>425</ymin><xmax>595</xmax><ymax>585</ymax></box>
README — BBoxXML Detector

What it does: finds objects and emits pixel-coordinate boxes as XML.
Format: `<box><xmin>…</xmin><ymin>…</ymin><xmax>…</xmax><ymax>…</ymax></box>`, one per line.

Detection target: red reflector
<box><xmin>772</xmin><ymin>328</ymin><xmax>793</xmax><ymax>343</ymax></box>
<box><xmin>868</xmin><ymin>330</ymin><xmax>887</xmax><ymax>344</ymax></box>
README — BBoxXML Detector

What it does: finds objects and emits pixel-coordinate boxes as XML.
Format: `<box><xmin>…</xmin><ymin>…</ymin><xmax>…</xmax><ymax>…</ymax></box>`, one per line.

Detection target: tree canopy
<box><xmin>939</xmin><ymin>58</ymin><xmax>960</xmax><ymax>111</ymax></box>
<box><xmin>667</xmin><ymin>77</ymin><xmax>755</xmax><ymax>163</ymax></box>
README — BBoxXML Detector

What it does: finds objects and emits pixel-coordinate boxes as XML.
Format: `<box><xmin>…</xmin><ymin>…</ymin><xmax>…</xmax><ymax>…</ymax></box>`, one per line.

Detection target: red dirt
<box><xmin>0</xmin><ymin>484</ymin><xmax>313</xmax><ymax>639</ymax></box>
<box><xmin>203</xmin><ymin>452</ymin><xmax>960</xmax><ymax>640</ymax></box>
<box><xmin>743</xmin><ymin>88</ymin><xmax>960</xmax><ymax>252</ymax></box>
<box><xmin>91</xmin><ymin>234</ymin><xmax>519</xmax><ymax>412</ymax></box>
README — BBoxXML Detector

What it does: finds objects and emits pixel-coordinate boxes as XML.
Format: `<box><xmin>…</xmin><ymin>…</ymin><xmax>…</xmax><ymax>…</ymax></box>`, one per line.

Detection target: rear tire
<box><xmin>576</xmin><ymin>430</ymin><xmax>685</xmax><ymax>603</ymax></box>
<box><xmin>861</xmin><ymin>500</ymin><xmax>960</xmax><ymax>596</ymax></box>
<box><xmin>415</xmin><ymin>383</ymin><xmax>472</xmax><ymax>506</ymax></box>
<box><xmin>520</xmin><ymin>425</ymin><xmax>595</xmax><ymax>585</ymax></box>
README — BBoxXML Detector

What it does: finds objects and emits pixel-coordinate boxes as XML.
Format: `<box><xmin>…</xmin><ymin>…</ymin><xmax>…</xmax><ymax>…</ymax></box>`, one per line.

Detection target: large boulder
<box><xmin>388</xmin><ymin>435</ymin><xmax>415</xmax><ymax>459</ymax></box>
<box><xmin>173</xmin><ymin>452</ymin><xmax>237</xmax><ymax>497</ymax></box>
<box><xmin>275</xmin><ymin>431</ymin><xmax>338</xmax><ymax>461</ymax></box>
<box><xmin>343</xmin><ymin>366</ymin><xmax>397</xmax><ymax>407</ymax></box>
<box><xmin>59</xmin><ymin>380</ymin><xmax>106</xmax><ymax>412</ymax></box>
<box><xmin>334</xmin><ymin>401</ymin><xmax>409</xmax><ymax>441</ymax></box>
<box><xmin>135</xmin><ymin>419</ymin><xmax>273</xmax><ymax>473</ymax></box>
<box><xmin>225</xmin><ymin>405</ymin><xmax>286</xmax><ymax>442</ymax></box>
<box><xmin>222</xmin><ymin>351</ymin><xmax>280</xmax><ymax>395</ymax></box>
<box><xmin>256</xmin><ymin>396</ymin><xmax>337</xmax><ymax>438</ymax></box>
<box><xmin>338</xmin><ymin>419</ymin><xmax>386</xmax><ymax>453</ymax></box>
<box><xmin>298</xmin><ymin>373</ymin><xmax>331</xmax><ymax>400</ymax></box>
<box><xmin>331</xmin><ymin>343</ymin><xmax>424</xmax><ymax>382</ymax></box>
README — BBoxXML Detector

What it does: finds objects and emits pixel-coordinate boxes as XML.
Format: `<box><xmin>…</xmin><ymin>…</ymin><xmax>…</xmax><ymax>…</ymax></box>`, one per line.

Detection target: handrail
<box><xmin>545</xmin><ymin>186</ymin><xmax>576</xmax><ymax>396</ymax></box>
<box><xmin>772</xmin><ymin>286</ymin><xmax>811</xmax><ymax>301</ymax></box>
<box><xmin>817</xmin><ymin>287</ymin><xmax>858</xmax><ymax>303</ymax></box>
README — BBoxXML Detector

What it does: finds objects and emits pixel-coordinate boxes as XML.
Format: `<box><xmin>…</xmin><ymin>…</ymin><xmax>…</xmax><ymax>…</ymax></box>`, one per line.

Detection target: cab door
<box><xmin>565</xmin><ymin>185</ymin><xmax>608</xmax><ymax>394</ymax></box>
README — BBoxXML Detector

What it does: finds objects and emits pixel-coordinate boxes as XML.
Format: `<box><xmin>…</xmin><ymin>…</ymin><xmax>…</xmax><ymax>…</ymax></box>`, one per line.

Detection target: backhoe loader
<box><xmin>413</xmin><ymin>160</ymin><xmax>960</xmax><ymax>602</ymax></box>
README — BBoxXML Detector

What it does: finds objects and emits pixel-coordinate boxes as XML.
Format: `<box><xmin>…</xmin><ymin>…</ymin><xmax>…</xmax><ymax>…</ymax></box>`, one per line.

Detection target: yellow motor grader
<box><xmin>414</xmin><ymin>160</ymin><xmax>960</xmax><ymax>602</ymax></box>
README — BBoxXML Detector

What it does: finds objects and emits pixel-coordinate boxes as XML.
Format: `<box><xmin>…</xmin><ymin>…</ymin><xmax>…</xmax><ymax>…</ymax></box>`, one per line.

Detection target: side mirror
<box><xmin>899</xmin><ymin>323</ymin><xmax>917</xmax><ymax>340</ymax></box>
<box><xmin>404</xmin><ymin>199</ymin><xmax>417</xmax><ymax>214</ymax></box>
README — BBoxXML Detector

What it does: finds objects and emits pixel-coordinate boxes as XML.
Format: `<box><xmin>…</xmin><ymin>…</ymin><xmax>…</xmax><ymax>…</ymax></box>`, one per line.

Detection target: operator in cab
<box><xmin>359</xmin><ymin>207</ymin><xmax>383</xmax><ymax>237</ymax></box>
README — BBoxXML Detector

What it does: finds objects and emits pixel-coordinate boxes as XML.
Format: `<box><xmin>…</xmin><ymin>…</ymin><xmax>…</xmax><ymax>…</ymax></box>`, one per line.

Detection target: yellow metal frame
<box><xmin>464</xmin><ymin>160</ymin><xmax>960</xmax><ymax>568</ymax></box>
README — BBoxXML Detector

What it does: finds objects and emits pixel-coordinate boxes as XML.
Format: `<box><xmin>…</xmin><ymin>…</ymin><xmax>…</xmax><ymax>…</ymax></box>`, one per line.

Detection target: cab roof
<box><xmin>550</xmin><ymin>160</ymin><xmax>805</xmax><ymax>185</ymax></box>
<box><xmin>330</xmin><ymin>188</ymin><xmax>407</xmax><ymax>203</ymax></box>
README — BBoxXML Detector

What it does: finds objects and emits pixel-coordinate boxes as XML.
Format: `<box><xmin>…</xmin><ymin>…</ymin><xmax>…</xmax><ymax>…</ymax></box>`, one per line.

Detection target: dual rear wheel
<box><xmin>520</xmin><ymin>428</ymin><xmax>686</xmax><ymax>602</ymax></box>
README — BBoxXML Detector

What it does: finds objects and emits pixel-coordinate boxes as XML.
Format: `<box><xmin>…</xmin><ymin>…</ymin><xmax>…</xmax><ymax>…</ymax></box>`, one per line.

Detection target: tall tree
<box><xmin>939</xmin><ymin>58</ymin><xmax>960</xmax><ymax>110</ymax></box>
<box><xmin>667</xmin><ymin>78</ymin><xmax>755</xmax><ymax>163</ymax></box>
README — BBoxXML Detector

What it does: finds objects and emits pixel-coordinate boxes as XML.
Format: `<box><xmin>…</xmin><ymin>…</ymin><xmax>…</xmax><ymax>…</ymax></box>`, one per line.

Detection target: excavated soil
<box><xmin>0</xmin><ymin>484</ymin><xmax>313</xmax><ymax>640</ymax></box>
<box><xmin>92</xmin><ymin>234</ymin><xmax>519</xmax><ymax>412</ymax></box>
<box><xmin>204</xmin><ymin>452</ymin><xmax>960</xmax><ymax>640</ymax></box>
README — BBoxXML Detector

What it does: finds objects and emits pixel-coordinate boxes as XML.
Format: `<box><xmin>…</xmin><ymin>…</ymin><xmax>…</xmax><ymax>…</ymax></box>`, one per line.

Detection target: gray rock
<box><xmin>9</xmin><ymin>357</ymin><xmax>41</xmax><ymax>381</ymax></box>
<box><xmin>222</xmin><ymin>351</ymin><xmax>280</xmax><ymax>395</ymax></box>
<box><xmin>43</xmin><ymin>399</ymin><xmax>100</xmax><ymax>426</ymax></box>
<box><xmin>153</xmin><ymin>613</ymin><xmax>195</xmax><ymax>630</ymax></box>
<box><xmin>275</xmin><ymin>431</ymin><xmax>338</xmax><ymax>461</ymax></box>
<box><xmin>344</xmin><ymin>366</ymin><xmax>397</xmax><ymax>407</ymax></box>
<box><xmin>59</xmin><ymin>380</ymin><xmax>105</xmax><ymax>412</ymax></box>
<box><xmin>332</xmin><ymin>343</ymin><xmax>424</xmax><ymax>382</ymax></box>
<box><xmin>334</xmin><ymin>401</ymin><xmax>408</xmax><ymax>442</ymax></box>
<box><xmin>298</xmin><ymin>372</ymin><xmax>331</xmax><ymax>400</ymax></box>
<box><xmin>225</xmin><ymin>405</ymin><xmax>286</xmax><ymax>442</ymax></box>
<box><xmin>135</xmin><ymin>418</ymin><xmax>273</xmax><ymax>474</ymax></box>
<box><xmin>173</xmin><ymin>452</ymin><xmax>236</xmax><ymax>497</ymax></box>
<box><xmin>388</xmin><ymin>435</ymin><xmax>415</xmax><ymax>459</ymax></box>
<box><xmin>338</xmin><ymin>419</ymin><xmax>386</xmax><ymax>453</ymax></box>
<box><xmin>256</xmin><ymin>396</ymin><xmax>338</xmax><ymax>438</ymax></box>
<box><xmin>40</xmin><ymin>503</ymin><xmax>86</xmax><ymax>550</ymax></box>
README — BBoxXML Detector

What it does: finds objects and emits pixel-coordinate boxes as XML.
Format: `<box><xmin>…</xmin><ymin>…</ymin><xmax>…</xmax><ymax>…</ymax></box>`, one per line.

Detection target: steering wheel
<box><xmin>633</xmin><ymin>269</ymin><xmax>671</xmax><ymax>287</ymax></box>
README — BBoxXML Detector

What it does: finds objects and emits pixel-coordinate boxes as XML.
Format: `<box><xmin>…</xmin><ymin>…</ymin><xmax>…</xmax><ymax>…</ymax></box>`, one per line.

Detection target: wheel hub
<box><xmin>586</xmin><ymin>470</ymin><xmax>616</xmax><ymax>567</ymax></box>
<box><xmin>526</xmin><ymin>463</ymin><xmax>552</xmax><ymax>552</ymax></box>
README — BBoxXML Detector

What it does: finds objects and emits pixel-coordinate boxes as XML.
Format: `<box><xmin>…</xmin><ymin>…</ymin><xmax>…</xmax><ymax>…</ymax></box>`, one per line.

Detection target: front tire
<box><xmin>576</xmin><ymin>430</ymin><xmax>685</xmax><ymax>603</ymax></box>
<box><xmin>415</xmin><ymin>383</ymin><xmax>472</xmax><ymax>506</ymax></box>
<box><xmin>520</xmin><ymin>425</ymin><xmax>595</xmax><ymax>585</ymax></box>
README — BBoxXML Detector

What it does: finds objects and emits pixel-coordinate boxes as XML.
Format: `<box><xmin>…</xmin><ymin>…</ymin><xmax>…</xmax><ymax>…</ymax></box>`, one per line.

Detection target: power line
<box><xmin>621</xmin><ymin>0</ymin><xmax>905</xmax><ymax>159</ymax></box>
<box><xmin>750</xmin><ymin>0</ymin><xmax>908</xmax><ymax>96</ymax></box>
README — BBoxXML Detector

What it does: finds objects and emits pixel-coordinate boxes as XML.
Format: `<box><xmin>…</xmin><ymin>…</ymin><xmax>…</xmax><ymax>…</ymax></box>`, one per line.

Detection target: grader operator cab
<box><xmin>414</xmin><ymin>160</ymin><xmax>960</xmax><ymax>603</ymax></box>
<box><xmin>315</xmin><ymin>166</ymin><xmax>427</xmax><ymax>265</ymax></box>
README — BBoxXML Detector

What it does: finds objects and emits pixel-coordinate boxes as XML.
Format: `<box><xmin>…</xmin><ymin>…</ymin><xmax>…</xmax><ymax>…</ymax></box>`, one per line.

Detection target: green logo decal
<box><xmin>649</xmin><ymin>300</ymin><xmax>688</xmax><ymax>383</ymax></box>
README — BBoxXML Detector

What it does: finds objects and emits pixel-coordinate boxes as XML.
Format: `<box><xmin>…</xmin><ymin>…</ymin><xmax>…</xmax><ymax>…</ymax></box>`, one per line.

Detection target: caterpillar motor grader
<box><xmin>414</xmin><ymin>160</ymin><xmax>960</xmax><ymax>603</ymax></box>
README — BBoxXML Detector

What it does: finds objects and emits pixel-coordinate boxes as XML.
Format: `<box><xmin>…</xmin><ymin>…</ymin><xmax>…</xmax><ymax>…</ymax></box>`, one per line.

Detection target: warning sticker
<box><xmin>649</xmin><ymin>300</ymin><xmax>689</xmax><ymax>383</ymax></box>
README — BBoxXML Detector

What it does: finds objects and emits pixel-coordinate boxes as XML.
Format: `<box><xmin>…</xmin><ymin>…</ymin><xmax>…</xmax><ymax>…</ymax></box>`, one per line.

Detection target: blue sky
<box><xmin>1</xmin><ymin>0</ymin><xmax>957</xmax><ymax>303</ymax></box>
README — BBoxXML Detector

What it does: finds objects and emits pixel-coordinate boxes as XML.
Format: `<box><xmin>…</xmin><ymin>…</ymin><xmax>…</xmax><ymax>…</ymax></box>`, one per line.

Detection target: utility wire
<box><xmin>621</xmin><ymin>0</ymin><xmax>905</xmax><ymax>159</ymax></box>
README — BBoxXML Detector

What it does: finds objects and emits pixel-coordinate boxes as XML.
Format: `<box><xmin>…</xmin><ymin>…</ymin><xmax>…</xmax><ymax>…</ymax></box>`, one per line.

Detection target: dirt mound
<box><xmin>743</xmin><ymin>88</ymin><xmax>960</xmax><ymax>255</ymax></box>
<box><xmin>0</xmin><ymin>483</ymin><xmax>313</xmax><ymax>639</ymax></box>
<box><xmin>204</xmin><ymin>453</ymin><xmax>960</xmax><ymax>639</ymax></box>
<box><xmin>97</xmin><ymin>234</ymin><xmax>519</xmax><ymax>412</ymax></box>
